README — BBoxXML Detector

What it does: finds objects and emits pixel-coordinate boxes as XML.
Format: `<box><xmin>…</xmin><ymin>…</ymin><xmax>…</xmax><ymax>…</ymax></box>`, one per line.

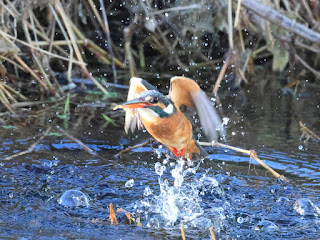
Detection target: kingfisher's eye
<box><xmin>150</xmin><ymin>97</ymin><xmax>158</xmax><ymax>104</ymax></box>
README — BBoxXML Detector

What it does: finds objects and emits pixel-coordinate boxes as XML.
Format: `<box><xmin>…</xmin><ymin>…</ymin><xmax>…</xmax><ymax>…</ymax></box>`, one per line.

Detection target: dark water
<box><xmin>1</xmin><ymin>74</ymin><xmax>320</xmax><ymax>239</ymax></box>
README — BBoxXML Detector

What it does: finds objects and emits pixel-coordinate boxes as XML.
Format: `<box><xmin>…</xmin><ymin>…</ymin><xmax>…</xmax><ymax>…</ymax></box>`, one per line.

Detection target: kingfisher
<box><xmin>113</xmin><ymin>76</ymin><xmax>225</xmax><ymax>160</ymax></box>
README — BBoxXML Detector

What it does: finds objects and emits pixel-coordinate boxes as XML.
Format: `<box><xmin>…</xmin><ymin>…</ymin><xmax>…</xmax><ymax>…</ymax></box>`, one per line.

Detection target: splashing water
<box><xmin>137</xmin><ymin>159</ymin><xmax>227</xmax><ymax>231</ymax></box>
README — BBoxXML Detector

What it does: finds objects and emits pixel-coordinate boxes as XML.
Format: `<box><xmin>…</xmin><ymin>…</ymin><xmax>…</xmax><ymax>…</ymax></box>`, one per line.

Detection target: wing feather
<box><xmin>125</xmin><ymin>77</ymin><xmax>157</xmax><ymax>133</ymax></box>
<box><xmin>169</xmin><ymin>76</ymin><xmax>225</xmax><ymax>141</ymax></box>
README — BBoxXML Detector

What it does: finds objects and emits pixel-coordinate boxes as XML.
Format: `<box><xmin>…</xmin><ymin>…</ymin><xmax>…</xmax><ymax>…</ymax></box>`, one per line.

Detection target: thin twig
<box><xmin>213</xmin><ymin>50</ymin><xmax>232</xmax><ymax>95</ymax></box>
<box><xmin>228</xmin><ymin>0</ymin><xmax>233</xmax><ymax>49</ymax></box>
<box><xmin>14</xmin><ymin>55</ymin><xmax>48</xmax><ymax>90</ymax></box>
<box><xmin>4</xmin><ymin>126</ymin><xmax>52</xmax><ymax>161</ymax></box>
<box><xmin>115</xmin><ymin>138</ymin><xmax>156</xmax><ymax>158</ymax></box>
<box><xmin>234</xmin><ymin>0</ymin><xmax>242</xmax><ymax>27</ymax></box>
<box><xmin>49</xmin><ymin>4</ymin><xmax>74</xmax><ymax>83</ymax></box>
<box><xmin>54</xmin><ymin>1</ymin><xmax>109</xmax><ymax>95</ymax></box>
<box><xmin>299</xmin><ymin>121</ymin><xmax>320</xmax><ymax>142</ymax></box>
<box><xmin>295</xmin><ymin>54</ymin><xmax>320</xmax><ymax>78</ymax></box>
<box><xmin>181</xmin><ymin>223</ymin><xmax>186</xmax><ymax>240</ymax></box>
<box><xmin>209</xmin><ymin>227</ymin><xmax>216</xmax><ymax>240</ymax></box>
<box><xmin>99</xmin><ymin>0</ymin><xmax>118</xmax><ymax>83</ymax></box>
<box><xmin>0</xmin><ymin>29</ymin><xmax>85</xmax><ymax>65</ymax></box>
<box><xmin>56</xmin><ymin>126</ymin><xmax>98</xmax><ymax>156</ymax></box>
<box><xmin>199</xmin><ymin>141</ymin><xmax>289</xmax><ymax>182</ymax></box>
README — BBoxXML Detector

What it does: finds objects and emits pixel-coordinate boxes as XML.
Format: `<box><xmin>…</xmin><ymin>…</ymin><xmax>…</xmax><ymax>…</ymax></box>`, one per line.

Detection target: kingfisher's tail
<box><xmin>184</xmin><ymin>139</ymin><xmax>208</xmax><ymax>161</ymax></box>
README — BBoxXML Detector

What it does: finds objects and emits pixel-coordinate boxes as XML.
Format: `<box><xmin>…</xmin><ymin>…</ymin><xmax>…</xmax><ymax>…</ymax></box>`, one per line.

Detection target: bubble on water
<box><xmin>276</xmin><ymin>197</ymin><xmax>290</xmax><ymax>203</ymax></box>
<box><xmin>41</xmin><ymin>159</ymin><xmax>53</xmax><ymax>168</ymax></box>
<box><xmin>58</xmin><ymin>189</ymin><xmax>89</xmax><ymax>207</ymax></box>
<box><xmin>294</xmin><ymin>198</ymin><xmax>320</xmax><ymax>216</ymax></box>
<box><xmin>125</xmin><ymin>179</ymin><xmax>134</xmax><ymax>188</ymax></box>
<box><xmin>237</xmin><ymin>217</ymin><xmax>244</xmax><ymax>224</ymax></box>
<box><xmin>254</xmin><ymin>220</ymin><xmax>279</xmax><ymax>231</ymax></box>
<box><xmin>8</xmin><ymin>193</ymin><xmax>13</xmax><ymax>198</ymax></box>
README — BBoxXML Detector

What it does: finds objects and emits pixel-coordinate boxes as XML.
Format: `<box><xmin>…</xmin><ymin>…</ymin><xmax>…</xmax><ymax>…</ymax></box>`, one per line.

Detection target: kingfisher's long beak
<box><xmin>113</xmin><ymin>98</ymin><xmax>153</xmax><ymax>110</ymax></box>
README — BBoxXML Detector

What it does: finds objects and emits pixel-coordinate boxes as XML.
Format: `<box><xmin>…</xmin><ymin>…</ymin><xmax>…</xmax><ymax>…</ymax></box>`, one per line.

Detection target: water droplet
<box><xmin>58</xmin><ymin>189</ymin><xmax>89</xmax><ymax>207</ymax></box>
<box><xmin>125</xmin><ymin>179</ymin><xmax>134</xmax><ymax>188</ymax></box>
<box><xmin>155</xmin><ymin>162</ymin><xmax>166</xmax><ymax>176</ymax></box>
<box><xmin>298</xmin><ymin>145</ymin><xmax>303</xmax><ymax>150</ymax></box>
<box><xmin>144</xmin><ymin>186</ymin><xmax>153</xmax><ymax>196</ymax></box>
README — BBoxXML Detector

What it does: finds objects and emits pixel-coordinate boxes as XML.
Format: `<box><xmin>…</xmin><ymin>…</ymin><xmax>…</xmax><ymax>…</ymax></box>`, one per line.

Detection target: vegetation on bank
<box><xmin>0</xmin><ymin>0</ymin><xmax>319</xmax><ymax>116</ymax></box>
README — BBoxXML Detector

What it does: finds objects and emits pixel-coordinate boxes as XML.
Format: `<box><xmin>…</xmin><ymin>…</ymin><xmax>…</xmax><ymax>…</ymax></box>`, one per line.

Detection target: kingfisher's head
<box><xmin>114</xmin><ymin>90</ymin><xmax>176</xmax><ymax>118</ymax></box>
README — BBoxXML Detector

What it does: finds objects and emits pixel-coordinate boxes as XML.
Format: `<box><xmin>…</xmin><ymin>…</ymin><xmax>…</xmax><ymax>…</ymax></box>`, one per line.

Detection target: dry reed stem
<box><xmin>238</xmin><ymin>0</ymin><xmax>320</xmax><ymax>42</ymax></box>
<box><xmin>4</xmin><ymin>126</ymin><xmax>52</xmax><ymax>161</ymax></box>
<box><xmin>299</xmin><ymin>121</ymin><xmax>320</xmax><ymax>142</ymax></box>
<box><xmin>88</xmin><ymin>0</ymin><xmax>104</xmax><ymax>29</ymax></box>
<box><xmin>234</xmin><ymin>0</ymin><xmax>242</xmax><ymax>27</ymax></box>
<box><xmin>30</xmin><ymin>40</ymin><xmax>85</xmax><ymax>46</ymax></box>
<box><xmin>54</xmin><ymin>0</ymin><xmax>109</xmax><ymax>95</ymax></box>
<box><xmin>136</xmin><ymin>218</ymin><xmax>142</xmax><ymax>227</ymax></box>
<box><xmin>22</xmin><ymin>17</ymin><xmax>52</xmax><ymax>89</ymax></box>
<box><xmin>11</xmin><ymin>98</ymin><xmax>64</xmax><ymax>108</ymax></box>
<box><xmin>209</xmin><ymin>227</ymin><xmax>216</xmax><ymax>240</ymax></box>
<box><xmin>0</xmin><ymin>55</ymin><xmax>24</xmax><ymax>71</ymax></box>
<box><xmin>116</xmin><ymin>208</ymin><xmax>136</xmax><ymax>224</ymax></box>
<box><xmin>181</xmin><ymin>223</ymin><xmax>186</xmax><ymax>240</ymax></box>
<box><xmin>70</xmin><ymin>20</ymin><xmax>124</xmax><ymax>67</ymax></box>
<box><xmin>1</xmin><ymin>1</ymin><xmax>68</xmax><ymax>57</ymax></box>
<box><xmin>49</xmin><ymin>4</ymin><xmax>74</xmax><ymax>83</ymax></box>
<box><xmin>0</xmin><ymin>87</ymin><xmax>14</xmax><ymax>113</ymax></box>
<box><xmin>295</xmin><ymin>54</ymin><xmax>320</xmax><ymax>78</ymax></box>
<box><xmin>13</xmin><ymin>55</ymin><xmax>48</xmax><ymax>90</ymax></box>
<box><xmin>0</xmin><ymin>30</ymin><xmax>86</xmax><ymax>65</ymax></box>
<box><xmin>108</xmin><ymin>203</ymin><xmax>118</xmax><ymax>224</ymax></box>
<box><xmin>2</xmin><ymin>83</ymin><xmax>28</xmax><ymax>100</ymax></box>
<box><xmin>228</xmin><ymin>0</ymin><xmax>233</xmax><ymax>49</ymax></box>
<box><xmin>213</xmin><ymin>50</ymin><xmax>232</xmax><ymax>95</ymax></box>
<box><xmin>99</xmin><ymin>0</ymin><xmax>118</xmax><ymax>83</ymax></box>
<box><xmin>0</xmin><ymin>82</ymin><xmax>16</xmax><ymax>103</ymax></box>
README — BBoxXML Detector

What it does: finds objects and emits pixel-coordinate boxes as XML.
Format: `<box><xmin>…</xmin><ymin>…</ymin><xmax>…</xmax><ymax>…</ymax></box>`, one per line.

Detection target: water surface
<box><xmin>1</xmin><ymin>74</ymin><xmax>320</xmax><ymax>239</ymax></box>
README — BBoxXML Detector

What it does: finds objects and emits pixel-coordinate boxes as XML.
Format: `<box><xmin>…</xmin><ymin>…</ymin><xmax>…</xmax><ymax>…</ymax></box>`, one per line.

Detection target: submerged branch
<box><xmin>4</xmin><ymin>126</ymin><xmax>52</xmax><ymax>161</ymax></box>
<box><xmin>115</xmin><ymin>138</ymin><xmax>156</xmax><ymax>158</ymax></box>
<box><xmin>299</xmin><ymin>121</ymin><xmax>320</xmax><ymax>142</ymax></box>
<box><xmin>56</xmin><ymin>126</ymin><xmax>98</xmax><ymax>156</ymax></box>
<box><xmin>199</xmin><ymin>141</ymin><xmax>289</xmax><ymax>182</ymax></box>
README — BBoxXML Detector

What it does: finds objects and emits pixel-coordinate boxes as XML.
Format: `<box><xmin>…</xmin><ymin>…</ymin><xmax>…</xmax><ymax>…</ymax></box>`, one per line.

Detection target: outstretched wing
<box><xmin>168</xmin><ymin>76</ymin><xmax>225</xmax><ymax>141</ymax></box>
<box><xmin>125</xmin><ymin>77</ymin><xmax>158</xmax><ymax>133</ymax></box>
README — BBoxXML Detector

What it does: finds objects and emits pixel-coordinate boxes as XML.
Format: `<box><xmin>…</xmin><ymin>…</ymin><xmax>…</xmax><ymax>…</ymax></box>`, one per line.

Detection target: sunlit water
<box><xmin>0</xmin><ymin>76</ymin><xmax>320</xmax><ymax>239</ymax></box>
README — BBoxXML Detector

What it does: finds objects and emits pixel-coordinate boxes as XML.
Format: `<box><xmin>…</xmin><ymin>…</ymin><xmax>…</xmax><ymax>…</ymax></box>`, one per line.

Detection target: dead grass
<box><xmin>0</xmin><ymin>0</ymin><xmax>319</xmax><ymax>115</ymax></box>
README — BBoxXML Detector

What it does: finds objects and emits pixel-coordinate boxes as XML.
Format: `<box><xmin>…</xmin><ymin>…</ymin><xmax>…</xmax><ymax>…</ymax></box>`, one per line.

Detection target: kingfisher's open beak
<box><xmin>113</xmin><ymin>98</ymin><xmax>153</xmax><ymax>110</ymax></box>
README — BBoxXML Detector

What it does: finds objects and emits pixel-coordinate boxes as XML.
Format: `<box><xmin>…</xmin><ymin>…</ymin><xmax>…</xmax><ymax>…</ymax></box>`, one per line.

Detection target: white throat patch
<box><xmin>164</xmin><ymin>103</ymin><xmax>174</xmax><ymax>114</ymax></box>
<box><xmin>138</xmin><ymin>108</ymin><xmax>159</xmax><ymax>121</ymax></box>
